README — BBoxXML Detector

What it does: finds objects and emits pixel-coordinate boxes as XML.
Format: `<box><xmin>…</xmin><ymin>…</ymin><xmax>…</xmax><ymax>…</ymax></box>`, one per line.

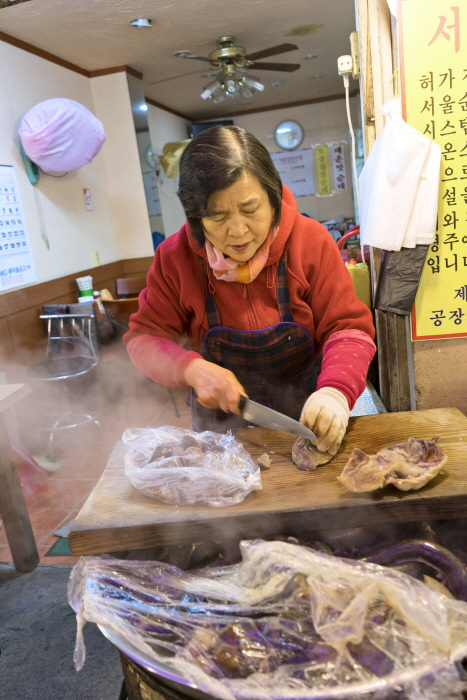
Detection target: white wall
<box><xmin>147</xmin><ymin>104</ymin><xmax>189</xmax><ymax>237</ymax></box>
<box><xmin>0</xmin><ymin>40</ymin><xmax>120</xmax><ymax>288</ymax></box>
<box><xmin>235</xmin><ymin>97</ymin><xmax>360</xmax><ymax>222</ymax></box>
<box><xmin>0</xmin><ymin>32</ymin><xmax>359</xmax><ymax>295</ymax></box>
<box><xmin>90</xmin><ymin>72</ymin><xmax>153</xmax><ymax>259</ymax></box>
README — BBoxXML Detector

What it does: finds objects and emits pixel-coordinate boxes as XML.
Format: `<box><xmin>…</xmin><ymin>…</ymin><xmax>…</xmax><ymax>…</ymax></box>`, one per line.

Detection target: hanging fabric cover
<box><xmin>359</xmin><ymin>97</ymin><xmax>441</xmax><ymax>252</ymax></box>
<box><xmin>359</xmin><ymin>97</ymin><xmax>441</xmax><ymax>316</ymax></box>
<box><xmin>159</xmin><ymin>140</ymin><xmax>191</xmax><ymax>178</ymax></box>
<box><xmin>19</xmin><ymin>98</ymin><xmax>106</xmax><ymax>172</ymax></box>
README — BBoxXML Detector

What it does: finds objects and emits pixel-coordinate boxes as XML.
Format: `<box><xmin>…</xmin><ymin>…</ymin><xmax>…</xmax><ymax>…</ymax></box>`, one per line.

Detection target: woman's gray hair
<box><xmin>177</xmin><ymin>125</ymin><xmax>282</xmax><ymax>246</ymax></box>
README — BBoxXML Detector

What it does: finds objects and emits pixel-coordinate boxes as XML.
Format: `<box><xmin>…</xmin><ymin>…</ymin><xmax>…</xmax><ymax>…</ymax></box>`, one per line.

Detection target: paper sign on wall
<box><xmin>142</xmin><ymin>171</ymin><xmax>162</xmax><ymax>217</ymax></box>
<box><xmin>331</xmin><ymin>144</ymin><xmax>348</xmax><ymax>190</ymax></box>
<box><xmin>83</xmin><ymin>189</ymin><xmax>93</xmax><ymax>211</ymax></box>
<box><xmin>314</xmin><ymin>145</ymin><xmax>332</xmax><ymax>196</ymax></box>
<box><xmin>399</xmin><ymin>0</ymin><xmax>467</xmax><ymax>340</ymax></box>
<box><xmin>0</xmin><ymin>164</ymin><xmax>36</xmax><ymax>292</ymax></box>
<box><xmin>270</xmin><ymin>149</ymin><xmax>315</xmax><ymax>198</ymax></box>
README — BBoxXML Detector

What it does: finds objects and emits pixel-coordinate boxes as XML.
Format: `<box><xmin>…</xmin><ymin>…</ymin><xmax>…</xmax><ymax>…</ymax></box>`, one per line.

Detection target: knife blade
<box><xmin>239</xmin><ymin>397</ymin><xmax>317</xmax><ymax>441</ymax></box>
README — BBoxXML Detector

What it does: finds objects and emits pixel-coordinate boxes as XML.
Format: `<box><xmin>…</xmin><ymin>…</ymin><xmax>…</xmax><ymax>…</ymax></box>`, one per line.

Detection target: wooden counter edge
<box><xmin>68</xmin><ymin>492</ymin><xmax>467</xmax><ymax>556</ymax></box>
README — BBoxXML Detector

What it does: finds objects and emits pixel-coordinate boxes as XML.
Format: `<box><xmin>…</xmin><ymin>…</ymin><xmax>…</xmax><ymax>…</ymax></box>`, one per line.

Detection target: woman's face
<box><xmin>201</xmin><ymin>172</ymin><xmax>274</xmax><ymax>262</ymax></box>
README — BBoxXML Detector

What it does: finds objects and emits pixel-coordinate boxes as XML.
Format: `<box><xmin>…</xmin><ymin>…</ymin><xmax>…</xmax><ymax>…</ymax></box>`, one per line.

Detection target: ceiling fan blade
<box><xmin>244</xmin><ymin>43</ymin><xmax>298</xmax><ymax>61</ymax></box>
<box><xmin>176</xmin><ymin>54</ymin><xmax>213</xmax><ymax>63</ymax></box>
<box><xmin>249</xmin><ymin>62</ymin><xmax>301</xmax><ymax>72</ymax></box>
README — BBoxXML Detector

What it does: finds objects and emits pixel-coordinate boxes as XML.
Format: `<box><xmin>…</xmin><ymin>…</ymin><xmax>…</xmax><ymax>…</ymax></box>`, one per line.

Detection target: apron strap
<box><xmin>276</xmin><ymin>254</ymin><xmax>294</xmax><ymax>323</ymax></box>
<box><xmin>199</xmin><ymin>258</ymin><xmax>222</xmax><ymax>328</ymax></box>
<box><xmin>202</xmin><ymin>251</ymin><xmax>294</xmax><ymax>328</ymax></box>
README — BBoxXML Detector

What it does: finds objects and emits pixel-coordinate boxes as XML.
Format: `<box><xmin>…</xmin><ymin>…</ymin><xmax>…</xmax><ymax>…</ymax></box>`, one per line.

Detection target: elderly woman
<box><xmin>124</xmin><ymin>126</ymin><xmax>375</xmax><ymax>457</ymax></box>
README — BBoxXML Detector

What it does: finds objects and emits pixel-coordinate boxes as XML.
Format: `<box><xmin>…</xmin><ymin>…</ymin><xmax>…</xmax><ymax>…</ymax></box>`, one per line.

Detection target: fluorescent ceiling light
<box><xmin>140</xmin><ymin>104</ymin><xmax>148</xmax><ymax>111</ymax></box>
<box><xmin>130</xmin><ymin>18</ymin><xmax>152</xmax><ymax>28</ymax></box>
<box><xmin>242</xmin><ymin>76</ymin><xmax>264</xmax><ymax>92</ymax></box>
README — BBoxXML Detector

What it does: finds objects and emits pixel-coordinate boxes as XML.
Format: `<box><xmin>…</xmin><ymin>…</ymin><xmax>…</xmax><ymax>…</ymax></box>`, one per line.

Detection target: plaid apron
<box><xmin>192</xmin><ymin>253</ymin><xmax>322</xmax><ymax>432</ymax></box>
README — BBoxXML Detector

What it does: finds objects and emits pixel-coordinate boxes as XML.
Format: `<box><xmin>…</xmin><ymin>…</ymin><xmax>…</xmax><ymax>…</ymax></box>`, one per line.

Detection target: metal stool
<box><xmin>26</xmin><ymin>314</ymin><xmax>101</xmax><ymax>461</ymax></box>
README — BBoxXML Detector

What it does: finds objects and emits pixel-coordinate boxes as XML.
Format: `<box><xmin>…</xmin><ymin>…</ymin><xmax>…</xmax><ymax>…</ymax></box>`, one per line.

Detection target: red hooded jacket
<box><xmin>124</xmin><ymin>186</ymin><xmax>376</xmax><ymax>408</ymax></box>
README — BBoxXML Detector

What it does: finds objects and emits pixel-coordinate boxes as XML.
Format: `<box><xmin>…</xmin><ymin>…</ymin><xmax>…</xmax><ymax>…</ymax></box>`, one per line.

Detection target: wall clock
<box><xmin>274</xmin><ymin>120</ymin><xmax>304</xmax><ymax>150</ymax></box>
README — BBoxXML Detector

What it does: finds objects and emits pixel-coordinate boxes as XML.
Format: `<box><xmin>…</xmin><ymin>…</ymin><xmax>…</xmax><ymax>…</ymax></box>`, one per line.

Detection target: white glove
<box><xmin>300</xmin><ymin>387</ymin><xmax>350</xmax><ymax>455</ymax></box>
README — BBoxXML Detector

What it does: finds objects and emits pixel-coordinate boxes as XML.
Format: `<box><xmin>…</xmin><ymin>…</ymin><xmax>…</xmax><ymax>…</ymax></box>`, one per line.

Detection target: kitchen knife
<box><xmin>239</xmin><ymin>397</ymin><xmax>317</xmax><ymax>441</ymax></box>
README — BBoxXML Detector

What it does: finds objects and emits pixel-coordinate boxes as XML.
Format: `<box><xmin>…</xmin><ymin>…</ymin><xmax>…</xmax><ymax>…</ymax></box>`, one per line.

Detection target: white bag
<box><xmin>359</xmin><ymin>97</ymin><xmax>441</xmax><ymax>251</ymax></box>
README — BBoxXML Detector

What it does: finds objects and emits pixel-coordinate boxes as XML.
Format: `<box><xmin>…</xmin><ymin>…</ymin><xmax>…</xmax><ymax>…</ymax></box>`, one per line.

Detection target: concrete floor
<box><xmin>0</xmin><ymin>563</ymin><xmax>123</xmax><ymax>700</ymax></box>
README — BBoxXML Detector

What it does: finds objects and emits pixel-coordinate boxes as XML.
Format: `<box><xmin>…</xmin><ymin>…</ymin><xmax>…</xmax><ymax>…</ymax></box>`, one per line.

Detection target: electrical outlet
<box><xmin>350</xmin><ymin>32</ymin><xmax>361</xmax><ymax>79</ymax></box>
<box><xmin>337</xmin><ymin>55</ymin><xmax>353</xmax><ymax>75</ymax></box>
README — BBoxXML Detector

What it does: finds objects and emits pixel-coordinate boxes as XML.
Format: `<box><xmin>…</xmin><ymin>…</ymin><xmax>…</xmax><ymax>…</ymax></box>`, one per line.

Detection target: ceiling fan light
<box><xmin>242</xmin><ymin>76</ymin><xmax>264</xmax><ymax>92</ymax></box>
<box><xmin>212</xmin><ymin>91</ymin><xmax>227</xmax><ymax>104</ymax></box>
<box><xmin>239</xmin><ymin>82</ymin><xmax>253</xmax><ymax>99</ymax></box>
<box><xmin>226</xmin><ymin>79</ymin><xmax>238</xmax><ymax>94</ymax></box>
<box><xmin>201</xmin><ymin>79</ymin><xmax>223</xmax><ymax>99</ymax></box>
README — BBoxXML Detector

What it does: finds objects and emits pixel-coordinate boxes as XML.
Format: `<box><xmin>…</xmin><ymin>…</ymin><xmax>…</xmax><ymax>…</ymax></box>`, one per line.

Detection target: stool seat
<box><xmin>27</xmin><ymin>357</ymin><xmax>97</xmax><ymax>381</ymax></box>
<box><xmin>36</xmin><ymin>410</ymin><xmax>101</xmax><ymax>461</ymax></box>
<box><xmin>27</xmin><ymin>313</ymin><xmax>101</xmax><ymax>460</ymax></box>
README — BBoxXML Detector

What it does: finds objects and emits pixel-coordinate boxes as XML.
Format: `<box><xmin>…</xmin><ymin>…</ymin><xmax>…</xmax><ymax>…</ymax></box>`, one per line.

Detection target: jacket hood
<box><xmin>186</xmin><ymin>184</ymin><xmax>298</xmax><ymax>266</ymax></box>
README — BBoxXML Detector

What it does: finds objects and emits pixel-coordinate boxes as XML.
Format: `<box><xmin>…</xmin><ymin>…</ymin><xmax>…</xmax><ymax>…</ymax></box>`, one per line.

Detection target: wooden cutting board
<box><xmin>69</xmin><ymin>407</ymin><xmax>467</xmax><ymax>556</ymax></box>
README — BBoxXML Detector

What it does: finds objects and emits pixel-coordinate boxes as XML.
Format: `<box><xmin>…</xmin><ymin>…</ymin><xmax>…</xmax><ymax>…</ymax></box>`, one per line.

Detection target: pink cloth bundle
<box><xmin>19</xmin><ymin>98</ymin><xmax>106</xmax><ymax>171</ymax></box>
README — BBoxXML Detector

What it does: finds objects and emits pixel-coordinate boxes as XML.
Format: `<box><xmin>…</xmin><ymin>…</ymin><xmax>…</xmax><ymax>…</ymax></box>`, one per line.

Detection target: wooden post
<box><xmin>0</xmin><ymin>384</ymin><xmax>39</xmax><ymax>573</ymax></box>
<box><xmin>354</xmin><ymin>0</ymin><xmax>416</xmax><ymax>411</ymax></box>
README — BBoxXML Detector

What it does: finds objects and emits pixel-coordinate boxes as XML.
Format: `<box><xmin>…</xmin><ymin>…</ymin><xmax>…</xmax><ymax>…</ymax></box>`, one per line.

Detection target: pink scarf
<box><xmin>205</xmin><ymin>228</ymin><xmax>278</xmax><ymax>283</ymax></box>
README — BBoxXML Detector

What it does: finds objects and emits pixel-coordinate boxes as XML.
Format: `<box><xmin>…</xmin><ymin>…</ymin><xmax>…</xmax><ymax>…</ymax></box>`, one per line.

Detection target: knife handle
<box><xmin>239</xmin><ymin>395</ymin><xmax>247</xmax><ymax>413</ymax></box>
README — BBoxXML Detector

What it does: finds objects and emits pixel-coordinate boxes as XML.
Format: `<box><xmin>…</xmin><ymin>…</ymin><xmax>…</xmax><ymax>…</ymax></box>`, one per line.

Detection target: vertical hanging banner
<box><xmin>399</xmin><ymin>0</ymin><xmax>467</xmax><ymax>339</ymax></box>
<box><xmin>0</xmin><ymin>165</ymin><xmax>36</xmax><ymax>292</ymax></box>
<box><xmin>314</xmin><ymin>145</ymin><xmax>332</xmax><ymax>195</ymax></box>
<box><xmin>270</xmin><ymin>149</ymin><xmax>315</xmax><ymax>197</ymax></box>
<box><xmin>142</xmin><ymin>170</ymin><xmax>162</xmax><ymax>217</ymax></box>
<box><xmin>331</xmin><ymin>143</ymin><xmax>348</xmax><ymax>190</ymax></box>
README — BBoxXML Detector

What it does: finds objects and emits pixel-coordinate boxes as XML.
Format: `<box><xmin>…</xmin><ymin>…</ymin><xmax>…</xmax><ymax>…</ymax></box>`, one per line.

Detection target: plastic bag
<box><xmin>374</xmin><ymin>245</ymin><xmax>429</xmax><ymax>316</ymax></box>
<box><xmin>122</xmin><ymin>426</ymin><xmax>262</xmax><ymax>507</ymax></box>
<box><xmin>69</xmin><ymin>540</ymin><xmax>467</xmax><ymax>700</ymax></box>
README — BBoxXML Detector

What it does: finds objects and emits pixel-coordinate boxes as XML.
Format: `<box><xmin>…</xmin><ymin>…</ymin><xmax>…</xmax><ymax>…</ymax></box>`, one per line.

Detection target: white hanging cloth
<box><xmin>359</xmin><ymin>97</ymin><xmax>441</xmax><ymax>252</ymax></box>
<box><xmin>385</xmin><ymin>0</ymin><xmax>397</xmax><ymax>18</ymax></box>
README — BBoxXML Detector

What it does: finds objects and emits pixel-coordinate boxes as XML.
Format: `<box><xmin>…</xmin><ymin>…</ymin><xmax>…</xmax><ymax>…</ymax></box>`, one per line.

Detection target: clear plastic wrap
<box><xmin>69</xmin><ymin>540</ymin><xmax>467</xmax><ymax>700</ymax></box>
<box><xmin>122</xmin><ymin>426</ymin><xmax>262</xmax><ymax>507</ymax></box>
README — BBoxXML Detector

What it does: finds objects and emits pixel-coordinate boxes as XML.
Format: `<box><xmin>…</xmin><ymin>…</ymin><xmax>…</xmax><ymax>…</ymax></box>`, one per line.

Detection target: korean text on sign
<box><xmin>331</xmin><ymin>144</ymin><xmax>348</xmax><ymax>191</ymax></box>
<box><xmin>314</xmin><ymin>145</ymin><xmax>332</xmax><ymax>196</ymax></box>
<box><xmin>400</xmin><ymin>1</ymin><xmax>467</xmax><ymax>339</ymax></box>
<box><xmin>270</xmin><ymin>149</ymin><xmax>315</xmax><ymax>198</ymax></box>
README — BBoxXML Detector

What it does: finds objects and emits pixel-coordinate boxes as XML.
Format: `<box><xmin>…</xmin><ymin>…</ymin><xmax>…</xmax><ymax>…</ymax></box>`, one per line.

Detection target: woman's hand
<box><xmin>184</xmin><ymin>358</ymin><xmax>247</xmax><ymax>413</ymax></box>
<box><xmin>300</xmin><ymin>387</ymin><xmax>350</xmax><ymax>455</ymax></box>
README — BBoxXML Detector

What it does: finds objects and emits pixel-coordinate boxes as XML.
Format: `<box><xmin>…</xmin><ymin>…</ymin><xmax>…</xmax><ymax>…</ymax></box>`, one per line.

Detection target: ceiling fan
<box><xmin>174</xmin><ymin>36</ymin><xmax>301</xmax><ymax>75</ymax></box>
<box><xmin>173</xmin><ymin>36</ymin><xmax>300</xmax><ymax>103</ymax></box>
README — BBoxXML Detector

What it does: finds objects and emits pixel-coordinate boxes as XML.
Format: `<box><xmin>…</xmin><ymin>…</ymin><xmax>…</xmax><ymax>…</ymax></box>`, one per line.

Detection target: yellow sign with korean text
<box><xmin>314</xmin><ymin>145</ymin><xmax>332</xmax><ymax>196</ymax></box>
<box><xmin>399</xmin><ymin>0</ymin><xmax>467</xmax><ymax>339</ymax></box>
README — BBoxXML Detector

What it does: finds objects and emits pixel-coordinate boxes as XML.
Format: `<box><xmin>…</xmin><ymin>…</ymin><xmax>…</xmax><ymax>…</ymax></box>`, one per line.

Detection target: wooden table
<box><xmin>69</xmin><ymin>407</ymin><xmax>467</xmax><ymax>556</ymax></box>
<box><xmin>0</xmin><ymin>383</ymin><xmax>39</xmax><ymax>572</ymax></box>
